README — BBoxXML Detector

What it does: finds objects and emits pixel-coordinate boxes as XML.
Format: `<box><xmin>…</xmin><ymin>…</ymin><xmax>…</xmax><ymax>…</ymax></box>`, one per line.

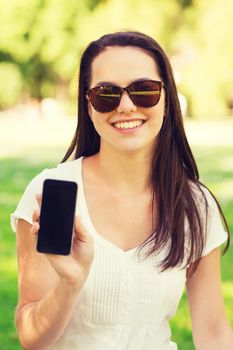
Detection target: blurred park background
<box><xmin>0</xmin><ymin>0</ymin><xmax>232</xmax><ymax>349</ymax></box>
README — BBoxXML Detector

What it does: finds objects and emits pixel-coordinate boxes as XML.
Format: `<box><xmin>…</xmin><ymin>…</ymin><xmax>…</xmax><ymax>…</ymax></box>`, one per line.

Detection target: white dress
<box><xmin>11</xmin><ymin>157</ymin><xmax>228</xmax><ymax>350</ymax></box>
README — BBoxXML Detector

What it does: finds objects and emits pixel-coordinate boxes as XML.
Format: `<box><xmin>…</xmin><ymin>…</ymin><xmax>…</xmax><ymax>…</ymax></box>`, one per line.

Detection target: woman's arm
<box><xmin>16</xmin><ymin>216</ymin><xmax>94</xmax><ymax>350</ymax></box>
<box><xmin>186</xmin><ymin>248</ymin><xmax>233</xmax><ymax>350</ymax></box>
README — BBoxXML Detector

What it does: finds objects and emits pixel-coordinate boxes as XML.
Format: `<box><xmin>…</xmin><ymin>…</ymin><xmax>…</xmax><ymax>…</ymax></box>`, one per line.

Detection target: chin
<box><xmin>113</xmin><ymin>142</ymin><xmax>155</xmax><ymax>155</ymax></box>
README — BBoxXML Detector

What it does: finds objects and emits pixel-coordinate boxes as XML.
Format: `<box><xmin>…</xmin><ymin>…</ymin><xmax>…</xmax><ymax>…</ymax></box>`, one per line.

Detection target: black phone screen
<box><xmin>37</xmin><ymin>179</ymin><xmax>78</xmax><ymax>255</ymax></box>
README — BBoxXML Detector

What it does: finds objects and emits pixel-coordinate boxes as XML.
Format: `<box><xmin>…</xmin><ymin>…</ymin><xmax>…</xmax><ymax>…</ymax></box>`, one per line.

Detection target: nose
<box><xmin>116</xmin><ymin>91</ymin><xmax>137</xmax><ymax>114</ymax></box>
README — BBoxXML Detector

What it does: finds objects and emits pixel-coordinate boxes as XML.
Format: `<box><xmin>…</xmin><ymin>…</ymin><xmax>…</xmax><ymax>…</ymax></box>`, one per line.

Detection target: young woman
<box><xmin>11</xmin><ymin>31</ymin><xmax>233</xmax><ymax>350</ymax></box>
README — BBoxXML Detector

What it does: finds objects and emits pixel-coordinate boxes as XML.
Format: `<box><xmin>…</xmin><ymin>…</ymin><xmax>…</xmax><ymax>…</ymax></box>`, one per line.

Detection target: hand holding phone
<box><xmin>33</xmin><ymin>178</ymin><xmax>94</xmax><ymax>283</ymax></box>
<box><xmin>37</xmin><ymin>179</ymin><xmax>77</xmax><ymax>255</ymax></box>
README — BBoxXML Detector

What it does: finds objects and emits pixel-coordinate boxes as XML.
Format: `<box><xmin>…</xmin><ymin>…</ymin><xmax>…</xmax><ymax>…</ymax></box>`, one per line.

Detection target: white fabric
<box><xmin>11</xmin><ymin>157</ymin><xmax>228</xmax><ymax>350</ymax></box>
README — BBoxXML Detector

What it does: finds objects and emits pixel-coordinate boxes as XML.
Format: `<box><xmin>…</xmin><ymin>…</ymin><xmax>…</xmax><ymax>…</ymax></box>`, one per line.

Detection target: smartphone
<box><xmin>37</xmin><ymin>179</ymin><xmax>78</xmax><ymax>255</ymax></box>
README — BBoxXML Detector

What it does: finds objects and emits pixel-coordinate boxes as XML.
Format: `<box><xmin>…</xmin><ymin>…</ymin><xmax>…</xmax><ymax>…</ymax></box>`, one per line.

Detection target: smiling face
<box><xmin>87</xmin><ymin>46</ymin><xmax>166</xmax><ymax>156</ymax></box>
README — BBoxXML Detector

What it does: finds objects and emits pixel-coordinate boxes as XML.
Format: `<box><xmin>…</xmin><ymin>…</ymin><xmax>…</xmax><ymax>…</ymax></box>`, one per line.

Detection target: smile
<box><xmin>112</xmin><ymin>120</ymin><xmax>145</xmax><ymax>130</ymax></box>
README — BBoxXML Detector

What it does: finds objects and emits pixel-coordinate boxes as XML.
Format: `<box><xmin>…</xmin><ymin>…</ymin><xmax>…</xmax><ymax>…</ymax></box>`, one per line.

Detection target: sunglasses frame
<box><xmin>86</xmin><ymin>79</ymin><xmax>164</xmax><ymax>113</ymax></box>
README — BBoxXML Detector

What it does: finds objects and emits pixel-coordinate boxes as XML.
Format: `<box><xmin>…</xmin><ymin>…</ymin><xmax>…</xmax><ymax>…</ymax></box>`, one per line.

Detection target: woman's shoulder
<box><xmin>187</xmin><ymin>180</ymin><xmax>228</xmax><ymax>258</ymax></box>
<box><xmin>32</xmin><ymin>157</ymin><xmax>83</xmax><ymax>183</ymax></box>
<box><xmin>55</xmin><ymin>157</ymin><xmax>83</xmax><ymax>180</ymax></box>
<box><xmin>22</xmin><ymin>157</ymin><xmax>83</xmax><ymax>197</ymax></box>
<box><xmin>10</xmin><ymin>157</ymin><xmax>84</xmax><ymax>231</ymax></box>
<box><xmin>188</xmin><ymin>180</ymin><xmax>216</xmax><ymax>208</ymax></box>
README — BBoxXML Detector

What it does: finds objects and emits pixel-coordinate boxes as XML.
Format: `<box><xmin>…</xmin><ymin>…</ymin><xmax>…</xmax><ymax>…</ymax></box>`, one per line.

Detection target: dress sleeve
<box><xmin>201</xmin><ymin>189</ymin><xmax>228</xmax><ymax>257</ymax></box>
<box><xmin>10</xmin><ymin>168</ymin><xmax>56</xmax><ymax>232</ymax></box>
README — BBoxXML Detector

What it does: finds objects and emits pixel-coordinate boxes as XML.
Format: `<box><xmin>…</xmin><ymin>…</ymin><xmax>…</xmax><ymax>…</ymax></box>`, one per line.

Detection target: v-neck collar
<box><xmin>77</xmin><ymin>156</ymin><xmax>140</xmax><ymax>257</ymax></box>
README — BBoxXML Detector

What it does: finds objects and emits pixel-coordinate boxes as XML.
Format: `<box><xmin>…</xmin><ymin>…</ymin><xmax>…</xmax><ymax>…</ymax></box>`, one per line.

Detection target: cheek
<box><xmin>151</xmin><ymin>98</ymin><xmax>166</xmax><ymax>123</ymax></box>
<box><xmin>147</xmin><ymin>105</ymin><xmax>165</xmax><ymax>123</ymax></box>
<box><xmin>91</xmin><ymin>112</ymin><xmax>108</xmax><ymax>132</ymax></box>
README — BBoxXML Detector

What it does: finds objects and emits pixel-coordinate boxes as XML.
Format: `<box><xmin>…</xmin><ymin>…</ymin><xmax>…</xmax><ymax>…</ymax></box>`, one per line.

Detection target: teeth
<box><xmin>113</xmin><ymin>120</ymin><xmax>144</xmax><ymax>129</ymax></box>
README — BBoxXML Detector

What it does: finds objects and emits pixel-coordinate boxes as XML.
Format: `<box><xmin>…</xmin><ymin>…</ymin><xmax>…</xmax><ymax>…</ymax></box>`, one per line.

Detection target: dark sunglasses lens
<box><xmin>128</xmin><ymin>81</ymin><xmax>162</xmax><ymax>107</ymax></box>
<box><xmin>89</xmin><ymin>85</ymin><xmax>121</xmax><ymax>112</ymax></box>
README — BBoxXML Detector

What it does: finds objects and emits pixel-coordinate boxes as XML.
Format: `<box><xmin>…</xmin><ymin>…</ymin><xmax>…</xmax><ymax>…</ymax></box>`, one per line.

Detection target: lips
<box><xmin>112</xmin><ymin>119</ymin><xmax>145</xmax><ymax>130</ymax></box>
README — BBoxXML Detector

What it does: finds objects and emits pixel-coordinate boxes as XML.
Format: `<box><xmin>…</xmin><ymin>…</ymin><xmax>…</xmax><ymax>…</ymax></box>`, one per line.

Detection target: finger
<box><xmin>32</xmin><ymin>208</ymin><xmax>40</xmax><ymax>222</ymax></box>
<box><xmin>36</xmin><ymin>193</ymin><xmax>42</xmax><ymax>208</ymax></box>
<box><xmin>74</xmin><ymin>215</ymin><xmax>85</xmax><ymax>238</ymax></box>
<box><xmin>30</xmin><ymin>221</ymin><xmax>40</xmax><ymax>236</ymax></box>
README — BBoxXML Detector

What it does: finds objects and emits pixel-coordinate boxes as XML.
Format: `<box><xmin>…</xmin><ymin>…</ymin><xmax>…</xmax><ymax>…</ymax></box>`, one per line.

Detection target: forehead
<box><xmin>90</xmin><ymin>46</ymin><xmax>160</xmax><ymax>86</ymax></box>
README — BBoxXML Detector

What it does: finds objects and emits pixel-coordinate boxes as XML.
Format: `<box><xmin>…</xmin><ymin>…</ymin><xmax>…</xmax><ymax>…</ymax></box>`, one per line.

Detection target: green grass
<box><xmin>0</xmin><ymin>157</ymin><xmax>57</xmax><ymax>350</ymax></box>
<box><xmin>0</xmin><ymin>146</ymin><xmax>232</xmax><ymax>349</ymax></box>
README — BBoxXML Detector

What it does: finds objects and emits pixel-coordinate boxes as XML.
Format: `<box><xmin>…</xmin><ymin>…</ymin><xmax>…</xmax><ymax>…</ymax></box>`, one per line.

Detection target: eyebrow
<box><xmin>94</xmin><ymin>77</ymin><xmax>154</xmax><ymax>87</ymax></box>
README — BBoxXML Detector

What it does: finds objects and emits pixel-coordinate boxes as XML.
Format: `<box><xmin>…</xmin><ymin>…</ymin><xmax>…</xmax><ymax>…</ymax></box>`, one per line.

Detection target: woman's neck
<box><xmin>90</xmin><ymin>147</ymin><xmax>153</xmax><ymax>195</ymax></box>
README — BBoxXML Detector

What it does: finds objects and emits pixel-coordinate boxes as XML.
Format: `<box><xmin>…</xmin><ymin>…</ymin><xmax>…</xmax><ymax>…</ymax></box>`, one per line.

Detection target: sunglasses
<box><xmin>87</xmin><ymin>79</ymin><xmax>164</xmax><ymax>113</ymax></box>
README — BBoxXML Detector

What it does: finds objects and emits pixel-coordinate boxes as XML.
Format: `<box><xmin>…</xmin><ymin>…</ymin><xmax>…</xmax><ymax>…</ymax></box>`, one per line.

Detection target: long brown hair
<box><xmin>62</xmin><ymin>31</ymin><xmax>229</xmax><ymax>273</ymax></box>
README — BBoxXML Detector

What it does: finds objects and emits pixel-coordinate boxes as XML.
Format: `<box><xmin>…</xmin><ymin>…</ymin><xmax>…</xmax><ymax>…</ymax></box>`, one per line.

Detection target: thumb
<box><xmin>36</xmin><ymin>193</ymin><xmax>42</xmax><ymax>209</ymax></box>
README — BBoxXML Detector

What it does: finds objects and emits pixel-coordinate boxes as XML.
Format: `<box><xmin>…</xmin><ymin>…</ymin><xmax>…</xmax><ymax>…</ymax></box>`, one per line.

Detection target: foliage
<box><xmin>0</xmin><ymin>0</ymin><xmax>233</xmax><ymax>117</ymax></box>
<box><xmin>0</xmin><ymin>63</ymin><xmax>23</xmax><ymax>108</ymax></box>
<box><xmin>0</xmin><ymin>0</ymin><xmax>89</xmax><ymax>102</ymax></box>
<box><xmin>174</xmin><ymin>0</ymin><xmax>233</xmax><ymax>117</ymax></box>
